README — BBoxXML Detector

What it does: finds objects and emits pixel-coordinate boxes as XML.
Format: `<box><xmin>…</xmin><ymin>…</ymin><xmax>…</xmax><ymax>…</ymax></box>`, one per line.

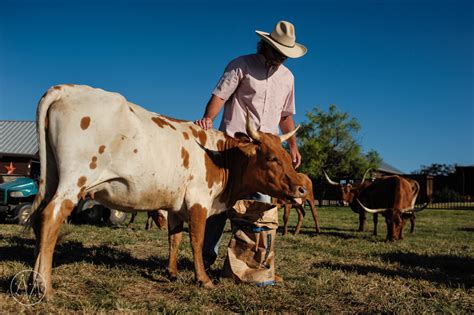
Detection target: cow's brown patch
<box><xmin>197</xmin><ymin>130</ymin><xmax>207</xmax><ymax>146</ymax></box>
<box><xmin>189</xmin><ymin>175</ymin><xmax>194</xmax><ymax>181</ymax></box>
<box><xmin>181</xmin><ymin>147</ymin><xmax>190</xmax><ymax>169</ymax></box>
<box><xmin>204</xmin><ymin>153</ymin><xmax>222</xmax><ymax>189</ymax></box>
<box><xmin>45</xmin><ymin>117</ymin><xmax>49</xmax><ymax>129</ymax></box>
<box><xmin>89</xmin><ymin>156</ymin><xmax>97</xmax><ymax>169</ymax></box>
<box><xmin>152</xmin><ymin>117</ymin><xmax>177</xmax><ymax>130</ymax></box>
<box><xmin>217</xmin><ymin>139</ymin><xmax>225</xmax><ymax>151</ymax></box>
<box><xmin>162</xmin><ymin>115</ymin><xmax>188</xmax><ymax>123</ymax></box>
<box><xmin>61</xmin><ymin>199</ymin><xmax>75</xmax><ymax>217</ymax></box>
<box><xmin>129</xmin><ymin>107</ymin><xmax>135</xmax><ymax>113</ymax></box>
<box><xmin>134</xmin><ymin>149</ymin><xmax>138</xmax><ymax>154</ymax></box>
<box><xmin>81</xmin><ymin>117</ymin><xmax>91</xmax><ymax>130</ymax></box>
<box><xmin>53</xmin><ymin>86</ymin><xmax>61</xmax><ymax>90</ymax></box>
<box><xmin>189</xmin><ymin>126</ymin><xmax>199</xmax><ymax>138</ymax></box>
<box><xmin>77</xmin><ymin>176</ymin><xmax>87</xmax><ymax>188</ymax></box>
<box><xmin>182</xmin><ymin>132</ymin><xmax>190</xmax><ymax>140</ymax></box>
<box><xmin>77</xmin><ymin>186</ymin><xmax>86</xmax><ymax>200</ymax></box>
<box><xmin>98</xmin><ymin>145</ymin><xmax>106</xmax><ymax>154</ymax></box>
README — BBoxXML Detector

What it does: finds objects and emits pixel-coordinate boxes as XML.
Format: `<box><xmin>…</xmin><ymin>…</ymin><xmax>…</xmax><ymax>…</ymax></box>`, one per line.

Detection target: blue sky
<box><xmin>0</xmin><ymin>0</ymin><xmax>472</xmax><ymax>173</ymax></box>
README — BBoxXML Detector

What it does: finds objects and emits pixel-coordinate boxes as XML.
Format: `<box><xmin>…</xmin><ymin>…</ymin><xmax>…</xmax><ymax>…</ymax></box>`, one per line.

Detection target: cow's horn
<box><xmin>360</xmin><ymin>168</ymin><xmax>372</xmax><ymax>185</ymax></box>
<box><xmin>279</xmin><ymin>125</ymin><xmax>300</xmax><ymax>143</ymax></box>
<box><xmin>413</xmin><ymin>202</ymin><xmax>429</xmax><ymax>212</ymax></box>
<box><xmin>356</xmin><ymin>198</ymin><xmax>386</xmax><ymax>214</ymax></box>
<box><xmin>323</xmin><ymin>170</ymin><xmax>340</xmax><ymax>186</ymax></box>
<box><xmin>245</xmin><ymin>108</ymin><xmax>261</xmax><ymax>142</ymax></box>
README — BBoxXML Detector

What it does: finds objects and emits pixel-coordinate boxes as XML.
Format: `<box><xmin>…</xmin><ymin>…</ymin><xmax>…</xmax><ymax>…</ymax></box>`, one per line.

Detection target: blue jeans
<box><xmin>202</xmin><ymin>193</ymin><xmax>272</xmax><ymax>268</ymax></box>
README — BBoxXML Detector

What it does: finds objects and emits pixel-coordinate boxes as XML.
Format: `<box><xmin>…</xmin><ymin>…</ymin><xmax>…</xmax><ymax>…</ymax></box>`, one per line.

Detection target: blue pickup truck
<box><xmin>0</xmin><ymin>177</ymin><xmax>38</xmax><ymax>225</ymax></box>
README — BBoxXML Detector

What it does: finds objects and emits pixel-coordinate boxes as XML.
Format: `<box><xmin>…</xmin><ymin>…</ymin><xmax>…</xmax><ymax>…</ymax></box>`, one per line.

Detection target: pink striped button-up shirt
<box><xmin>213</xmin><ymin>54</ymin><xmax>296</xmax><ymax>137</ymax></box>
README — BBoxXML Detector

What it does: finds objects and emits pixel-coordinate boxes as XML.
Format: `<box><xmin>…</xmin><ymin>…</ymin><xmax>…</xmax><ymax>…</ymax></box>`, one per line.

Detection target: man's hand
<box><xmin>195</xmin><ymin>117</ymin><xmax>213</xmax><ymax>130</ymax></box>
<box><xmin>289</xmin><ymin>145</ymin><xmax>301</xmax><ymax>169</ymax></box>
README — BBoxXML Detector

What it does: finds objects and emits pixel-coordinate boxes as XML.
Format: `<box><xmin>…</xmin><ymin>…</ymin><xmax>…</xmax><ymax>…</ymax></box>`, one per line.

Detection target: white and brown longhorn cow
<box><xmin>324</xmin><ymin>170</ymin><xmax>427</xmax><ymax>241</ymax></box>
<box><xmin>30</xmin><ymin>84</ymin><xmax>307</xmax><ymax>297</ymax></box>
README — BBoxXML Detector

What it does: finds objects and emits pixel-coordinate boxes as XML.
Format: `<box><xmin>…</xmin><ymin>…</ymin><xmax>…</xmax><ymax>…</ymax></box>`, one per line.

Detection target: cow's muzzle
<box><xmin>285</xmin><ymin>185</ymin><xmax>307</xmax><ymax>204</ymax></box>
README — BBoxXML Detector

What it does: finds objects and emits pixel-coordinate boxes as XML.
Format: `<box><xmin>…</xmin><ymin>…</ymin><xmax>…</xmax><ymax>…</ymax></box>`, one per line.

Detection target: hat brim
<box><xmin>256</xmin><ymin>30</ymin><xmax>307</xmax><ymax>58</ymax></box>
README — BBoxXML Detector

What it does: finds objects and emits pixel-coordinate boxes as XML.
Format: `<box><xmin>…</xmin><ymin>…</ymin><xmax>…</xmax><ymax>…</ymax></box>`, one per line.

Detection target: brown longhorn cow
<box><xmin>324</xmin><ymin>170</ymin><xmax>427</xmax><ymax>241</ymax></box>
<box><xmin>279</xmin><ymin>173</ymin><xmax>320</xmax><ymax>236</ymax></box>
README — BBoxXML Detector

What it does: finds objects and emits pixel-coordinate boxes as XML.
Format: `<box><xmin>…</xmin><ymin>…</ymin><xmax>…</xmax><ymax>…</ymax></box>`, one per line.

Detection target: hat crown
<box><xmin>270</xmin><ymin>21</ymin><xmax>296</xmax><ymax>47</ymax></box>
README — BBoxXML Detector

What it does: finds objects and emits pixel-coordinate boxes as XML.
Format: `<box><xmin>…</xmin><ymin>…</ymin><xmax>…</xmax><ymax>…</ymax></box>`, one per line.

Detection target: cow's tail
<box><xmin>30</xmin><ymin>86</ymin><xmax>63</xmax><ymax>218</ymax></box>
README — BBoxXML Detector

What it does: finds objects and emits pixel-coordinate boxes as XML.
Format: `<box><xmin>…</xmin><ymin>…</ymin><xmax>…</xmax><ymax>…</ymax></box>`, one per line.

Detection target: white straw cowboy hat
<box><xmin>256</xmin><ymin>20</ymin><xmax>307</xmax><ymax>58</ymax></box>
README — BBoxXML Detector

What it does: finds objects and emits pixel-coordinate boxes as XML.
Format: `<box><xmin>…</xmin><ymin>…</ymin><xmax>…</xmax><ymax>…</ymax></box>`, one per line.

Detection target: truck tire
<box><xmin>106</xmin><ymin>209</ymin><xmax>128</xmax><ymax>225</ymax></box>
<box><xmin>75</xmin><ymin>198</ymin><xmax>103</xmax><ymax>224</ymax></box>
<box><xmin>14</xmin><ymin>203</ymin><xmax>33</xmax><ymax>226</ymax></box>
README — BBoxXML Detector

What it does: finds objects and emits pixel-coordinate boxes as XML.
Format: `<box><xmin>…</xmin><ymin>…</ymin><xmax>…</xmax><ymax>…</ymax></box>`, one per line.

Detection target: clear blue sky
<box><xmin>0</xmin><ymin>0</ymin><xmax>472</xmax><ymax>173</ymax></box>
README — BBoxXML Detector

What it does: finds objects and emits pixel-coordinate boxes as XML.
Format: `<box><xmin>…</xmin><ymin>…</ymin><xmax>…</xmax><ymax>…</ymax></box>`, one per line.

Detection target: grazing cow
<box><xmin>324</xmin><ymin>170</ymin><xmax>427</xmax><ymax>241</ymax></box>
<box><xmin>280</xmin><ymin>173</ymin><xmax>320</xmax><ymax>236</ymax></box>
<box><xmin>30</xmin><ymin>84</ymin><xmax>307</xmax><ymax>297</ymax></box>
<box><xmin>128</xmin><ymin>210</ymin><xmax>168</xmax><ymax>230</ymax></box>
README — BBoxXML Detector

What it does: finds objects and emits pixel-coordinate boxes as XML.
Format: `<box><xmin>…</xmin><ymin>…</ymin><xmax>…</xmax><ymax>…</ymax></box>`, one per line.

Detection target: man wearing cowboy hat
<box><xmin>195</xmin><ymin>20</ymin><xmax>307</xmax><ymax>284</ymax></box>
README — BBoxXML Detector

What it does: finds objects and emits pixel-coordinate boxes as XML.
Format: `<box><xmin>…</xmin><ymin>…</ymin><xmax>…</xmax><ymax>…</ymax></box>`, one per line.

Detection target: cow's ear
<box><xmin>234</xmin><ymin>132</ymin><xmax>252</xmax><ymax>143</ymax></box>
<box><xmin>237</xmin><ymin>142</ymin><xmax>258</xmax><ymax>157</ymax></box>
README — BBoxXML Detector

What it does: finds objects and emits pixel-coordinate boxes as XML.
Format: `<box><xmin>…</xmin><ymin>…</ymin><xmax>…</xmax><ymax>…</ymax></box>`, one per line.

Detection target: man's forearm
<box><xmin>203</xmin><ymin>95</ymin><xmax>225</xmax><ymax>120</ymax></box>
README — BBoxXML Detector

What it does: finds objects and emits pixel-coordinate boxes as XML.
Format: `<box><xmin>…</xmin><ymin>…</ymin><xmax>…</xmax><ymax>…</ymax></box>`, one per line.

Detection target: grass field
<box><xmin>0</xmin><ymin>207</ymin><xmax>473</xmax><ymax>312</ymax></box>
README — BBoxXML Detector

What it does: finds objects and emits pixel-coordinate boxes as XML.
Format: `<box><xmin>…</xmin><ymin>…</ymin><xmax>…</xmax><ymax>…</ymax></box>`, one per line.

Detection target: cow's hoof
<box><xmin>166</xmin><ymin>270</ymin><xmax>178</xmax><ymax>281</ymax></box>
<box><xmin>42</xmin><ymin>287</ymin><xmax>55</xmax><ymax>301</ymax></box>
<box><xmin>201</xmin><ymin>280</ymin><xmax>215</xmax><ymax>289</ymax></box>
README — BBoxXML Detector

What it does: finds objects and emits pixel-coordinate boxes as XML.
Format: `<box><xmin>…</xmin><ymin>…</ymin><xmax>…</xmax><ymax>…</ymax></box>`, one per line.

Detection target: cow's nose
<box><xmin>297</xmin><ymin>186</ymin><xmax>307</xmax><ymax>196</ymax></box>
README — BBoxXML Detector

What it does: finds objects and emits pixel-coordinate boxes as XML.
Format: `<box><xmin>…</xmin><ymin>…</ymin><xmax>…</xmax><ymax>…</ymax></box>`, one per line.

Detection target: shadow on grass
<box><xmin>285</xmin><ymin>226</ymin><xmax>379</xmax><ymax>241</ymax></box>
<box><xmin>313</xmin><ymin>251</ymin><xmax>473</xmax><ymax>288</ymax></box>
<box><xmin>0</xmin><ymin>234</ymin><xmax>196</xmax><ymax>292</ymax></box>
<box><xmin>458</xmin><ymin>227</ymin><xmax>474</xmax><ymax>232</ymax></box>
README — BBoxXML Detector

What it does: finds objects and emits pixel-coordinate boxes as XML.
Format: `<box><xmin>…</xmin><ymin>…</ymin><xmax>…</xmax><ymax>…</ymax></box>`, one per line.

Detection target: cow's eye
<box><xmin>266</xmin><ymin>155</ymin><xmax>278</xmax><ymax>162</ymax></box>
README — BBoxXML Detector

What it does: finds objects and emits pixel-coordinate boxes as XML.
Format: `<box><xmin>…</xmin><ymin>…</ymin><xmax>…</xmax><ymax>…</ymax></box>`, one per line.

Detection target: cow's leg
<box><xmin>188</xmin><ymin>204</ymin><xmax>213</xmax><ymax>288</ymax></box>
<box><xmin>358</xmin><ymin>211</ymin><xmax>367</xmax><ymax>232</ymax></box>
<box><xmin>32</xmin><ymin>193</ymin><xmax>76</xmax><ymax>298</ymax></box>
<box><xmin>383</xmin><ymin>213</ymin><xmax>393</xmax><ymax>241</ymax></box>
<box><xmin>127</xmin><ymin>211</ymin><xmax>137</xmax><ymax>228</ymax></box>
<box><xmin>294</xmin><ymin>205</ymin><xmax>304</xmax><ymax>235</ymax></box>
<box><xmin>373</xmin><ymin>213</ymin><xmax>378</xmax><ymax>236</ymax></box>
<box><xmin>167</xmin><ymin>212</ymin><xmax>183</xmax><ymax>280</ymax></box>
<box><xmin>145</xmin><ymin>212</ymin><xmax>154</xmax><ymax>230</ymax></box>
<box><xmin>308</xmin><ymin>199</ymin><xmax>320</xmax><ymax>233</ymax></box>
<box><xmin>282</xmin><ymin>204</ymin><xmax>291</xmax><ymax>236</ymax></box>
<box><xmin>410</xmin><ymin>215</ymin><xmax>415</xmax><ymax>233</ymax></box>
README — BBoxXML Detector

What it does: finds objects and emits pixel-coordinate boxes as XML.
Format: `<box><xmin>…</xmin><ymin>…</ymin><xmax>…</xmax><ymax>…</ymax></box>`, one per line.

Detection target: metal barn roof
<box><xmin>378</xmin><ymin>160</ymin><xmax>403</xmax><ymax>175</ymax></box>
<box><xmin>0</xmin><ymin>121</ymin><xmax>38</xmax><ymax>157</ymax></box>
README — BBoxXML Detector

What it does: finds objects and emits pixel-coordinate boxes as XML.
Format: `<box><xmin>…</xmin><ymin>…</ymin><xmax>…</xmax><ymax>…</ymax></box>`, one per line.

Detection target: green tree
<box><xmin>412</xmin><ymin>163</ymin><xmax>456</xmax><ymax>176</ymax></box>
<box><xmin>298</xmin><ymin>104</ymin><xmax>381</xmax><ymax>179</ymax></box>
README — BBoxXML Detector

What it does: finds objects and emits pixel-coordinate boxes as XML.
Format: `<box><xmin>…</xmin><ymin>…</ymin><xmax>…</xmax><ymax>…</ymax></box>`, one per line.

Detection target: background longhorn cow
<box><xmin>279</xmin><ymin>173</ymin><xmax>320</xmax><ymax>236</ymax></box>
<box><xmin>324</xmin><ymin>170</ymin><xmax>428</xmax><ymax>241</ymax></box>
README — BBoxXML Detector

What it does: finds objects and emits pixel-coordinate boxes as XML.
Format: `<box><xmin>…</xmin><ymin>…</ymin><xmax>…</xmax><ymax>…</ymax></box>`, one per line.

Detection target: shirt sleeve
<box><xmin>212</xmin><ymin>58</ymin><xmax>243</xmax><ymax>101</ymax></box>
<box><xmin>281</xmin><ymin>78</ymin><xmax>296</xmax><ymax>117</ymax></box>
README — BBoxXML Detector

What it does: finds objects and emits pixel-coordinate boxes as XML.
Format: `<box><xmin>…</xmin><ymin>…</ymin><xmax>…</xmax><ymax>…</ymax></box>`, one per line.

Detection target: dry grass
<box><xmin>0</xmin><ymin>207</ymin><xmax>473</xmax><ymax>312</ymax></box>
